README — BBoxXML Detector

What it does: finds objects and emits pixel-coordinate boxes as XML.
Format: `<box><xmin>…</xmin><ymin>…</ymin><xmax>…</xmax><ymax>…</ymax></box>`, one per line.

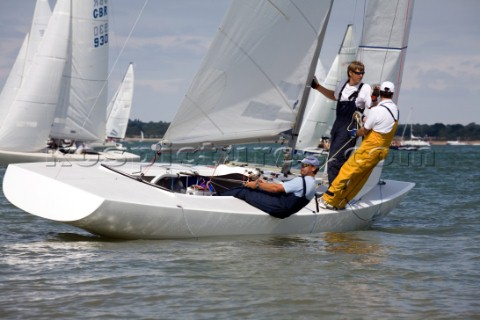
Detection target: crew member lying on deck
<box><xmin>217</xmin><ymin>156</ymin><xmax>319</xmax><ymax>219</ymax></box>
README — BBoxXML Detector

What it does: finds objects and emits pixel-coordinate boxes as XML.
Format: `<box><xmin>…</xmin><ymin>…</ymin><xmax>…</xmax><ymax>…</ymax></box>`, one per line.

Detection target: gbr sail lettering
<box><xmin>93</xmin><ymin>0</ymin><xmax>108</xmax><ymax>48</ymax></box>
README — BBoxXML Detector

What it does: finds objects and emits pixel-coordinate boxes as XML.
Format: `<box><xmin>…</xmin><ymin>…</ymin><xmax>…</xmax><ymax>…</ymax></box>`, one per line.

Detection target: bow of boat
<box><xmin>3</xmin><ymin>162</ymin><xmax>106</xmax><ymax>222</ymax></box>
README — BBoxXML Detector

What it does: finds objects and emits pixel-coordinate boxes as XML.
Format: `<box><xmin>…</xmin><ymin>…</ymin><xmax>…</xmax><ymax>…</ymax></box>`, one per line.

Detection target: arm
<box><xmin>315</xmin><ymin>84</ymin><xmax>336</xmax><ymax>101</ymax></box>
<box><xmin>311</xmin><ymin>77</ymin><xmax>336</xmax><ymax>101</ymax></box>
<box><xmin>355</xmin><ymin>126</ymin><xmax>371</xmax><ymax>137</ymax></box>
<box><xmin>244</xmin><ymin>179</ymin><xmax>285</xmax><ymax>193</ymax></box>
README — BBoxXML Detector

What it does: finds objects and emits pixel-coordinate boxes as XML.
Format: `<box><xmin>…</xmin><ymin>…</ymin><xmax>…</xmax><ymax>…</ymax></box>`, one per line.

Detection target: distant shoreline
<box><xmin>124</xmin><ymin>137</ymin><xmax>480</xmax><ymax>145</ymax></box>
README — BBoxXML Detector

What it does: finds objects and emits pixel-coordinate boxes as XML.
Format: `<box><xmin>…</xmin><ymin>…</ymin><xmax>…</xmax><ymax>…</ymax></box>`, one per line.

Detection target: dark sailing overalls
<box><xmin>218</xmin><ymin>177</ymin><xmax>310</xmax><ymax>219</ymax></box>
<box><xmin>327</xmin><ymin>81</ymin><xmax>364</xmax><ymax>184</ymax></box>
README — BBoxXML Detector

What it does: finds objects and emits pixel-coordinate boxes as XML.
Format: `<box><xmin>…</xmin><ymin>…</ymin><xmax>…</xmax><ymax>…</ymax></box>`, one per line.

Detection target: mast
<box><xmin>282</xmin><ymin>1</ymin><xmax>333</xmax><ymax>175</ymax></box>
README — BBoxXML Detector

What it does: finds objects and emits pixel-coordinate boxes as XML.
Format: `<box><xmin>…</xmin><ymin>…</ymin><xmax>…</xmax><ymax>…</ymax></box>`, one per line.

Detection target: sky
<box><xmin>0</xmin><ymin>0</ymin><xmax>479</xmax><ymax>125</ymax></box>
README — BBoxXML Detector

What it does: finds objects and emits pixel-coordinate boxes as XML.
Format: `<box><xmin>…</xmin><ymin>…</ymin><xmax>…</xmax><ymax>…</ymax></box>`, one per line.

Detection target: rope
<box><xmin>318</xmin><ymin>111</ymin><xmax>364</xmax><ymax>171</ymax></box>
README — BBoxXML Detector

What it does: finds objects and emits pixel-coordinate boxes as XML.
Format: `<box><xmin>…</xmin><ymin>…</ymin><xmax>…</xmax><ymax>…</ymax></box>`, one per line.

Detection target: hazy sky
<box><xmin>0</xmin><ymin>0</ymin><xmax>479</xmax><ymax>125</ymax></box>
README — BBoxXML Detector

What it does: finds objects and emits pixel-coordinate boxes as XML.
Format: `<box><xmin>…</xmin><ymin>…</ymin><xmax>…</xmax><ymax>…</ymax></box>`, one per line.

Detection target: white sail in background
<box><xmin>106</xmin><ymin>63</ymin><xmax>134</xmax><ymax>139</ymax></box>
<box><xmin>296</xmin><ymin>24</ymin><xmax>357</xmax><ymax>152</ymax></box>
<box><xmin>0</xmin><ymin>35</ymin><xmax>28</xmax><ymax>128</ymax></box>
<box><xmin>357</xmin><ymin>0</ymin><xmax>415</xmax><ymax>103</ymax></box>
<box><xmin>0</xmin><ymin>0</ymin><xmax>51</xmax><ymax>129</ymax></box>
<box><xmin>0</xmin><ymin>0</ymin><xmax>70</xmax><ymax>152</ymax></box>
<box><xmin>50</xmin><ymin>1</ymin><xmax>109</xmax><ymax>142</ymax></box>
<box><xmin>25</xmin><ymin>0</ymin><xmax>52</xmax><ymax>75</ymax></box>
<box><xmin>163</xmin><ymin>0</ymin><xmax>333</xmax><ymax>148</ymax></box>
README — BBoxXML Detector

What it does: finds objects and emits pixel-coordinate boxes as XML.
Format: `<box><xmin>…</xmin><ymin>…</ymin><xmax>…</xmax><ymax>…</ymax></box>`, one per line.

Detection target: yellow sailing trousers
<box><xmin>323</xmin><ymin>122</ymin><xmax>398</xmax><ymax>209</ymax></box>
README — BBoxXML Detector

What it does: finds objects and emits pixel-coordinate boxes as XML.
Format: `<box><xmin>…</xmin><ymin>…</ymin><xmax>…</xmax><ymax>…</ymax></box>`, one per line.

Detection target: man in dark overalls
<box><xmin>217</xmin><ymin>156</ymin><xmax>319</xmax><ymax>219</ymax></box>
<box><xmin>311</xmin><ymin>61</ymin><xmax>372</xmax><ymax>184</ymax></box>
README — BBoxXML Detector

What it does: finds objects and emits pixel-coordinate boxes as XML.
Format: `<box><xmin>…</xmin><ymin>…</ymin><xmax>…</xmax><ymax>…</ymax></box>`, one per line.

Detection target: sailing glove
<box><xmin>311</xmin><ymin>76</ymin><xmax>319</xmax><ymax>89</ymax></box>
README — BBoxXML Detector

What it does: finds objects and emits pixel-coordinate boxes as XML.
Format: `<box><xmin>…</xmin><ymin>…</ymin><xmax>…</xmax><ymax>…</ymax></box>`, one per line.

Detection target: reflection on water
<box><xmin>323</xmin><ymin>232</ymin><xmax>388</xmax><ymax>265</ymax></box>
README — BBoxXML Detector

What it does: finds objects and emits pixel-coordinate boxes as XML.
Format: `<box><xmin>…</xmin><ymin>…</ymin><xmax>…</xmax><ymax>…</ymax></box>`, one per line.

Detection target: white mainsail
<box><xmin>50</xmin><ymin>1</ymin><xmax>109</xmax><ymax>142</ymax></box>
<box><xmin>163</xmin><ymin>0</ymin><xmax>333</xmax><ymax>148</ymax></box>
<box><xmin>0</xmin><ymin>0</ymin><xmax>52</xmax><ymax>129</ymax></box>
<box><xmin>106</xmin><ymin>63</ymin><xmax>134</xmax><ymax>139</ymax></box>
<box><xmin>296</xmin><ymin>24</ymin><xmax>357</xmax><ymax>151</ymax></box>
<box><xmin>0</xmin><ymin>0</ymin><xmax>70</xmax><ymax>152</ymax></box>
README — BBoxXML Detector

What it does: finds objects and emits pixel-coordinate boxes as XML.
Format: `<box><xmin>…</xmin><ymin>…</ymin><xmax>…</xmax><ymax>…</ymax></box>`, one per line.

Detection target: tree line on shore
<box><xmin>126</xmin><ymin>119</ymin><xmax>480</xmax><ymax>141</ymax></box>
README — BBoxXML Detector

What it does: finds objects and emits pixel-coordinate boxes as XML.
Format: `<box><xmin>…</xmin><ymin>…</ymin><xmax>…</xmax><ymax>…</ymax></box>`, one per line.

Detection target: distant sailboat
<box><xmin>89</xmin><ymin>62</ymin><xmax>135</xmax><ymax>152</ymax></box>
<box><xmin>106</xmin><ymin>63</ymin><xmax>134</xmax><ymax>141</ymax></box>
<box><xmin>446</xmin><ymin>139</ymin><xmax>468</xmax><ymax>146</ymax></box>
<box><xmin>399</xmin><ymin>127</ymin><xmax>431</xmax><ymax>150</ymax></box>
<box><xmin>399</xmin><ymin>117</ymin><xmax>431</xmax><ymax>151</ymax></box>
<box><xmin>0</xmin><ymin>0</ymin><xmax>139</xmax><ymax>164</ymax></box>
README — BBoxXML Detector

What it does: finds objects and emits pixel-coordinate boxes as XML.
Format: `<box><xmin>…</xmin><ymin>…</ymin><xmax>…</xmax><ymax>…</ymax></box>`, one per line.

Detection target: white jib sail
<box><xmin>0</xmin><ymin>0</ymin><xmax>70</xmax><ymax>152</ymax></box>
<box><xmin>163</xmin><ymin>0</ymin><xmax>333</xmax><ymax>148</ymax></box>
<box><xmin>296</xmin><ymin>24</ymin><xmax>357</xmax><ymax>151</ymax></box>
<box><xmin>50</xmin><ymin>0</ymin><xmax>109</xmax><ymax>142</ymax></box>
<box><xmin>106</xmin><ymin>63</ymin><xmax>134</xmax><ymax>139</ymax></box>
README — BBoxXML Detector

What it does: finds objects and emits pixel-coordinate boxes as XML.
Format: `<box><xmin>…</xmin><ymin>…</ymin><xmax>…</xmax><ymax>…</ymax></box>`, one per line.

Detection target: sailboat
<box><xmin>400</xmin><ymin>131</ymin><xmax>431</xmax><ymax>150</ymax></box>
<box><xmin>89</xmin><ymin>63</ymin><xmax>135</xmax><ymax>152</ymax></box>
<box><xmin>4</xmin><ymin>0</ymin><xmax>414</xmax><ymax>240</ymax></box>
<box><xmin>446</xmin><ymin>139</ymin><xmax>468</xmax><ymax>146</ymax></box>
<box><xmin>0</xmin><ymin>0</ymin><xmax>139</xmax><ymax>165</ymax></box>
<box><xmin>106</xmin><ymin>63</ymin><xmax>135</xmax><ymax>142</ymax></box>
<box><xmin>399</xmin><ymin>123</ymin><xmax>431</xmax><ymax>150</ymax></box>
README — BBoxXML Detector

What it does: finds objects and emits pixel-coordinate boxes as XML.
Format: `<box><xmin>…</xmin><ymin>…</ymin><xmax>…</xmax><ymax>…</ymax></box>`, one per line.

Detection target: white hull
<box><xmin>0</xmin><ymin>149</ymin><xmax>139</xmax><ymax>165</ymax></box>
<box><xmin>446</xmin><ymin>141</ymin><xmax>468</xmax><ymax>146</ymax></box>
<box><xmin>4</xmin><ymin>162</ymin><xmax>414</xmax><ymax>240</ymax></box>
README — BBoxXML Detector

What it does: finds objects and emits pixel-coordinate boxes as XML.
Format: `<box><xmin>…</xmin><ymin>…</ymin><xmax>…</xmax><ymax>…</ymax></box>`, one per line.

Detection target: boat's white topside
<box><xmin>3</xmin><ymin>161</ymin><xmax>415</xmax><ymax>239</ymax></box>
<box><xmin>0</xmin><ymin>148</ymin><xmax>140</xmax><ymax>165</ymax></box>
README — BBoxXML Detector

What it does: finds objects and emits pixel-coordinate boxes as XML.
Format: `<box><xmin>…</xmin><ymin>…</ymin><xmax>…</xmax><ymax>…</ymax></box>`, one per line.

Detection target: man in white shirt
<box><xmin>319</xmin><ymin>81</ymin><xmax>399</xmax><ymax>210</ymax></box>
<box><xmin>312</xmin><ymin>61</ymin><xmax>372</xmax><ymax>184</ymax></box>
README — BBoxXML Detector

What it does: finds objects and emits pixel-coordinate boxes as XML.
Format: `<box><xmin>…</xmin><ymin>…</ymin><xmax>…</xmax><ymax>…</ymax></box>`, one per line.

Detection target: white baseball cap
<box><xmin>380</xmin><ymin>81</ymin><xmax>395</xmax><ymax>93</ymax></box>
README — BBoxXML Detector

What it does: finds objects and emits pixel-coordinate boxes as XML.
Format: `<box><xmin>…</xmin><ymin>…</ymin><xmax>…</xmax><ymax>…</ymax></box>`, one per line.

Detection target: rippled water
<box><xmin>1</xmin><ymin>145</ymin><xmax>479</xmax><ymax>319</ymax></box>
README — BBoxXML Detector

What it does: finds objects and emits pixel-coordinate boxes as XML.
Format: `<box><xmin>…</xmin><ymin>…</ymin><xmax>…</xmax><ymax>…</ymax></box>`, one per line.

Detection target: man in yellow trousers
<box><xmin>319</xmin><ymin>81</ymin><xmax>399</xmax><ymax>210</ymax></box>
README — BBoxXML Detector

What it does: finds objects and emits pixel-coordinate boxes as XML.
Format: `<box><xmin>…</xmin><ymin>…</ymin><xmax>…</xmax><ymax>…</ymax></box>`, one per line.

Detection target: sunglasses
<box><xmin>351</xmin><ymin>70</ymin><xmax>365</xmax><ymax>75</ymax></box>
